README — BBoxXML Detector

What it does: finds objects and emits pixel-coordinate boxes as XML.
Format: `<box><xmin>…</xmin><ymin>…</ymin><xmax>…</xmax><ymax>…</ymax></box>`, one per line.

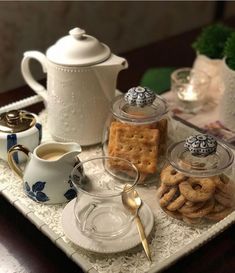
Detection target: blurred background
<box><xmin>0</xmin><ymin>1</ymin><xmax>235</xmax><ymax>93</ymax></box>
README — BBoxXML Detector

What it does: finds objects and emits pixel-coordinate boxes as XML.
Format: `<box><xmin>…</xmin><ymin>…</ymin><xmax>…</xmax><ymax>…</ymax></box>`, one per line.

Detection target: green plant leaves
<box><xmin>224</xmin><ymin>33</ymin><xmax>235</xmax><ymax>70</ymax></box>
<box><xmin>192</xmin><ymin>23</ymin><xmax>233</xmax><ymax>59</ymax></box>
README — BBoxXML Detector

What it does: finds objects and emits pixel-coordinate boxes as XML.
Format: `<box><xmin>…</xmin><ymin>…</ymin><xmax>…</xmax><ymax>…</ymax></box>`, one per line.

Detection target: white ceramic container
<box><xmin>219</xmin><ymin>58</ymin><xmax>235</xmax><ymax>131</ymax></box>
<box><xmin>21</xmin><ymin>27</ymin><xmax>128</xmax><ymax>146</ymax></box>
<box><xmin>193</xmin><ymin>54</ymin><xmax>222</xmax><ymax>96</ymax></box>
<box><xmin>0</xmin><ymin>110</ymin><xmax>42</xmax><ymax>162</ymax></box>
<box><xmin>8</xmin><ymin>142</ymin><xmax>81</xmax><ymax>204</ymax></box>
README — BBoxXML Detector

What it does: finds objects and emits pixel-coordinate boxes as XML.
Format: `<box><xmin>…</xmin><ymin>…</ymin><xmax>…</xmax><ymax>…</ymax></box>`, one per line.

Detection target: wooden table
<box><xmin>1</xmin><ymin>18</ymin><xmax>235</xmax><ymax>273</ymax></box>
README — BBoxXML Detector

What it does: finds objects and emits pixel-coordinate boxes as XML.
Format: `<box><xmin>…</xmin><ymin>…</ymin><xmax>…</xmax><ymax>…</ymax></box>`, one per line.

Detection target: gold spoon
<box><xmin>122</xmin><ymin>185</ymin><xmax>152</xmax><ymax>262</ymax></box>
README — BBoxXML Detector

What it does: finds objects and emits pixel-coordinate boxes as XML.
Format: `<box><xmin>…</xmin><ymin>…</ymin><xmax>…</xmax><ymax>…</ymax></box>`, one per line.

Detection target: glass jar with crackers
<box><xmin>102</xmin><ymin>86</ymin><xmax>170</xmax><ymax>185</ymax></box>
<box><xmin>158</xmin><ymin>134</ymin><xmax>235</xmax><ymax>225</ymax></box>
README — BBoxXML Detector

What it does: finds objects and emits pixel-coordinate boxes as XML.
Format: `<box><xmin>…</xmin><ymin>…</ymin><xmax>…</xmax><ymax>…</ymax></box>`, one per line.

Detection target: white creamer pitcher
<box><xmin>8</xmin><ymin>142</ymin><xmax>82</xmax><ymax>204</ymax></box>
<box><xmin>21</xmin><ymin>27</ymin><xmax>128</xmax><ymax>145</ymax></box>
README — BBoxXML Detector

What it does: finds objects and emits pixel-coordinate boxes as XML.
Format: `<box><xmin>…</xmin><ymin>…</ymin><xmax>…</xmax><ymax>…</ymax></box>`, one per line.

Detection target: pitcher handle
<box><xmin>21</xmin><ymin>51</ymin><xmax>48</xmax><ymax>101</ymax></box>
<box><xmin>8</xmin><ymin>144</ymin><xmax>31</xmax><ymax>179</ymax></box>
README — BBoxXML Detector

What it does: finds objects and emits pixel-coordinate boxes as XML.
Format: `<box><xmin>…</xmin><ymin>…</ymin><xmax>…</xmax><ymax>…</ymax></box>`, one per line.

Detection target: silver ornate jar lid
<box><xmin>166</xmin><ymin>134</ymin><xmax>234</xmax><ymax>177</ymax></box>
<box><xmin>184</xmin><ymin>134</ymin><xmax>217</xmax><ymax>157</ymax></box>
<box><xmin>124</xmin><ymin>86</ymin><xmax>156</xmax><ymax>107</ymax></box>
<box><xmin>111</xmin><ymin>86</ymin><xmax>168</xmax><ymax>124</ymax></box>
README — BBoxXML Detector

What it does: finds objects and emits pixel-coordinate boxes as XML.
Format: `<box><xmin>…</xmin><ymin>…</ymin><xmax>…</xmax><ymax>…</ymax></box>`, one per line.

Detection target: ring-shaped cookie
<box><xmin>214</xmin><ymin>192</ymin><xmax>233</xmax><ymax>208</ymax></box>
<box><xmin>178</xmin><ymin>200</ymin><xmax>205</xmax><ymax>214</ymax></box>
<box><xmin>213</xmin><ymin>175</ymin><xmax>228</xmax><ymax>192</ymax></box>
<box><xmin>157</xmin><ymin>183</ymin><xmax>169</xmax><ymax>199</ymax></box>
<box><xmin>182</xmin><ymin>216</ymin><xmax>202</xmax><ymax>225</ymax></box>
<box><xmin>205</xmin><ymin>207</ymin><xmax>233</xmax><ymax>221</ymax></box>
<box><xmin>166</xmin><ymin>194</ymin><xmax>186</xmax><ymax>211</ymax></box>
<box><xmin>163</xmin><ymin>208</ymin><xmax>182</xmax><ymax>220</ymax></box>
<box><xmin>212</xmin><ymin>201</ymin><xmax>226</xmax><ymax>213</ymax></box>
<box><xmin>159</xmin><ymin>187</ymin><xmax>177</xmax><ymax>207</ymax></box>
<box><xmin>179</xmin><ymin>177</ymin><xmax>215</xmax><ymax>202</ymax></box>
<box><xmin>214</xmin><ymin>175</ymin><xmax>235</xmax><ymax>196</ymax></box>
<box><xmin>160</xmin><ymin>165</ymin><xmax>188</xmax><ymax>186</ymax></box>
<box><xmin>183</xmin><ymin>198</ymin><xmax>214</xmax><ymax>218</ymax></box>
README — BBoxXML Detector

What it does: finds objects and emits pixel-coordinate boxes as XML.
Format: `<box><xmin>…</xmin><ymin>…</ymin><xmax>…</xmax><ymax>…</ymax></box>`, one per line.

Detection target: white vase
<box><xmin>193</xmin><ymin>54</ymin><xmax>222</xmax><ymax>96</ymax></box>
<box><xmin>219</xmin><ymin>59</ymin><xmax>235</xmax><ymax>131</ymax></box>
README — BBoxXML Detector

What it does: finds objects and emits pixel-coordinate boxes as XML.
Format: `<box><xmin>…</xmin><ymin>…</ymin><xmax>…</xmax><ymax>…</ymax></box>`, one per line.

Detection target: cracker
<box><xmin>155</xmin><ymin>118</ymin><xmax>168</xmax><ymax>155</ymax></box>
<box><xmin>130</xmin><ymin>118</ymin><xmax>168</xmax><ymax>155</ymax></box>
<box><xmin>108</xmin><ymin>123</ymin><xmax>159</xmax><ymax>174</ymax></box>
<box><xmin>107</xmin><ymin>122</ymin><xmax>119</xmax><ymax>155</ymax></box>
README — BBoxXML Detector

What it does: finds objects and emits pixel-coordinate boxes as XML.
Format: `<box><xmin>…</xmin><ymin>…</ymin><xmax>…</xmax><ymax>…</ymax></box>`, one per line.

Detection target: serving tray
<box><xmin>163</xmin><ymin>90</ymin><xmax>235</xmax><ymax>149</ymax></box>
<box><xmin>0</xmin><ymin>108</ymin><xmax>235</xmax><ymax>273</ymax></box>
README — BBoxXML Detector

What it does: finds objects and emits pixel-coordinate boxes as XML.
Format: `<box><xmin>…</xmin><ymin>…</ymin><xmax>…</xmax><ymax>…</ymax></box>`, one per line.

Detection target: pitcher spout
<box><xmin>59</xmin><ymin>142</ymin><xmax>82</xmax><ymax>163</ymax></box>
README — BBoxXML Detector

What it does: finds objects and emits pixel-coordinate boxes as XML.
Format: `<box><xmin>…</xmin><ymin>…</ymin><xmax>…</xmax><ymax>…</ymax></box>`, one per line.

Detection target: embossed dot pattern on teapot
<box><xmin>21</xmin><ymin>27</ymin><xmax>128</xmax><ymax>146</ymax></box>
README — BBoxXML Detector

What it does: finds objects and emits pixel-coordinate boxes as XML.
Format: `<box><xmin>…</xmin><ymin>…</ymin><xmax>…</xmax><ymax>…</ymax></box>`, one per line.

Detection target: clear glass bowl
<box><xmin>71</xmin><ymin>156</ymin><xmax>139</xmax><ymax>240</ymax></box>
<box><xmin>171</xmin><ymin>67</ymin><xmax>210</xmax><ymax>113</ymax></box>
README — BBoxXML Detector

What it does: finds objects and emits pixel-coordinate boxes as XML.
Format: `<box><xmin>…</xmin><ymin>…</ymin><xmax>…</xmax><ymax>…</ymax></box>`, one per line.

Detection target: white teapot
<box><xmin>21</xmin><ymin>27</ymin><xmax>128</xmax><ymax>146</ymax></box>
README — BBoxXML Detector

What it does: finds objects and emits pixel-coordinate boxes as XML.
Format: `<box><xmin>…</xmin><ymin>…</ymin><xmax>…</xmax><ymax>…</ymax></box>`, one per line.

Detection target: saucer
<box><xmin>61</xmin><ymin>198</ymin><xmax>154</xmax><ymax>254</ymax></box>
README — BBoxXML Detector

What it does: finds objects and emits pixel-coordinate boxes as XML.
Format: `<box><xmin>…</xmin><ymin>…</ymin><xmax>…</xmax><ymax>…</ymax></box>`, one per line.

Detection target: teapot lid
<box><xmin>167</xmin><ymin>134</ymin><xmax>234</xmax><ymax>177</ymax></box>
<box><xmin>46</xmin><ymin>27</ymin><xmax>111</xmax><ymax>66</ymax></box>
<box><xmin>0</xmin><ymin>110</ymin><xmax>36</xmax><ymax>133</ymax></box>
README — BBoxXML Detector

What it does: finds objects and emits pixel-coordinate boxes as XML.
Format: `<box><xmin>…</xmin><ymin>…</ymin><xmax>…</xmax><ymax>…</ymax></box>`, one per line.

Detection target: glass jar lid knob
<box><xmin>184</xmin><ymin>134</ymin><xmax>217</xmax><ymax>157</ymax></box>
<box><xmin>124</xmin><ymin>86</ymin><xmax>156</xmax><ymax>107</ymax></box>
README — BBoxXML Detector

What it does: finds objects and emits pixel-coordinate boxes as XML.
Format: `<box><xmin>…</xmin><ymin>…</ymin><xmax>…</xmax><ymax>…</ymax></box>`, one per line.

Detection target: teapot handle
<box><xmin>21</xmin><ymin>51</ymin><xmax>48</xmax><ymax>101</ymax></box>
<box><xmin>8</xmin><ymin>144</ymin><xmax>31</xmax><ymax>179</ymax></box>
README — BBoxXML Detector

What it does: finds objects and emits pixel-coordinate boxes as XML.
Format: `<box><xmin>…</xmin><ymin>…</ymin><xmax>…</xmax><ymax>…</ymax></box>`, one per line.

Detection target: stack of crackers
<box><xmin>107</xmin><ymin>119</ymin><xmax>167</xmax><ymax>182</ymax></box>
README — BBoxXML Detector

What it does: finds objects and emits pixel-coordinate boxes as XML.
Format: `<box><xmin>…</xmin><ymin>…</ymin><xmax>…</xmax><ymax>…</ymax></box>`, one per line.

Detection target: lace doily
<box><xmin>0</xmin><ymin>109</ymin><xmax>234</xmax><ymax>273</ymax></box>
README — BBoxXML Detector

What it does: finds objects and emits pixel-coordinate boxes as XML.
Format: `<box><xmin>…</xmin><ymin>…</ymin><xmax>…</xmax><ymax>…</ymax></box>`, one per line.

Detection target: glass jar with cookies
<box><xmin>158</xmin><ymin>134</ymin><xmax>235</xmax><ymax>225</ymax></box>
<box><xmin>102</xmin><ymin>86</ymin><xmax>170</xmax><ymax>185</ymax></box>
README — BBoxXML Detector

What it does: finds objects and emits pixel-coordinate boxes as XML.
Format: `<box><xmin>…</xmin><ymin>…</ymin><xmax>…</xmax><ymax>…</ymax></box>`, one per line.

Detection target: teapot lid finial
<box><xmin>69</xmin><ymin>27</ymin><xmax>85</xmax><ymax>39</ymax></box>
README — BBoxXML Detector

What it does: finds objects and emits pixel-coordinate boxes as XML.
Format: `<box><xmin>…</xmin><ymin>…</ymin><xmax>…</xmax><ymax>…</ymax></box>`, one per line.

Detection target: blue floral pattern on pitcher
<box><xmin>24</xmin><ymin>181</ymin><xmax>49</xmax><ymax>202</ymax></box>
<box><xmin>24</xmin><ymin>176</ymin><xmax>77</xmax><ymax>203</ymax></box>
<box><xmin>64</xmin><ymin>176</ymin><xmax>77</xmax><ymax>201</ymax></box>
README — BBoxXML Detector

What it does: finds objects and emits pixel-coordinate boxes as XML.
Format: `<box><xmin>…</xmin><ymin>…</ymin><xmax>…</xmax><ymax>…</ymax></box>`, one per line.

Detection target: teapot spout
<box><xmin>94</xmin><ymin>54</ymin><xmax>128</xmax><ymax>100</ymax></box>
<box><xmin>100</xmin><ymin>54</ymin><xmax>128</xmax><ymax>70</ymax></box>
